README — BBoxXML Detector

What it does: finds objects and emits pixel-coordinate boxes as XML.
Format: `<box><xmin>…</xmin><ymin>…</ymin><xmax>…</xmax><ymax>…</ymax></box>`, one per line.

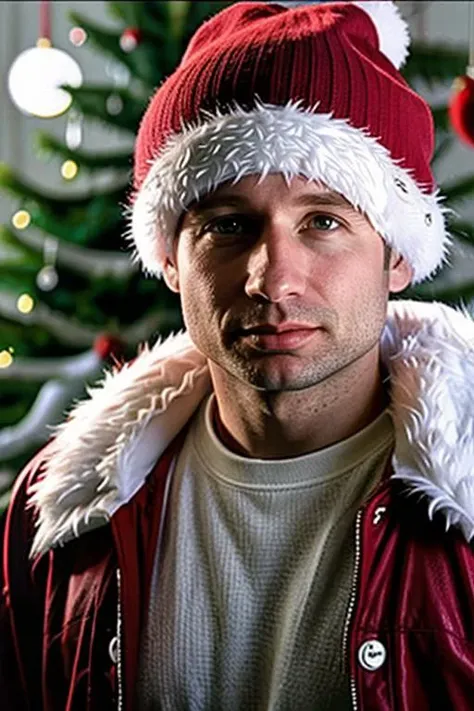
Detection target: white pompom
<box><xmin>272</xmin><ymin>1</ymin><xmax>411</xmax><ymax>70</ymax></box>
<box><xmin>354</xmin><ymin>1</ymin><xmax>410</xmax><ymax>69</ymax></box>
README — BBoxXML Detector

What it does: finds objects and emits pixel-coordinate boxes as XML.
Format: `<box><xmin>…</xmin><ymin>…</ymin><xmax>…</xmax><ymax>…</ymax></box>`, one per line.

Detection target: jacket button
<box><xmin>108</xmin><ymin>636</ymin><xmax>119</xmax><ymax>664</ymax></box>
<box><xmin>358</xmin><ymin>639</ymin><xmax>386</xmax><ymax>671</ymax></box>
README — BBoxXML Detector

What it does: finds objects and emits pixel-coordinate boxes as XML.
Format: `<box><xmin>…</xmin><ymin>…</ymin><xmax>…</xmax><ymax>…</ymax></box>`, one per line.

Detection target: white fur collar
<box><xmin>29</xmin><ymin>300</ymin><xmax>474</xmax><ymax>557</ymax></box>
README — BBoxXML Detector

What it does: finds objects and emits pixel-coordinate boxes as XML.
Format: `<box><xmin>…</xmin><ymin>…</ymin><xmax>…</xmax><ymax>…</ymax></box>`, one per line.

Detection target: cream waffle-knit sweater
<box><xmin>137</xmin><ymin>394</ymin><xmax>394</xmax><ymax>711</ymax></box>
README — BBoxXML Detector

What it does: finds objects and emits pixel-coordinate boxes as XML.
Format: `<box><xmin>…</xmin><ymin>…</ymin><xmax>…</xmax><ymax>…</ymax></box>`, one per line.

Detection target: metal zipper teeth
<box><xmin>342</xmin><ymin>508</ymin><xmax>363</xmax><ymax>711</ymax></box>
<box><xmin>116</xmin><ymin>567</ymin><xmax>124</xmax><ymax>711</ymax></box>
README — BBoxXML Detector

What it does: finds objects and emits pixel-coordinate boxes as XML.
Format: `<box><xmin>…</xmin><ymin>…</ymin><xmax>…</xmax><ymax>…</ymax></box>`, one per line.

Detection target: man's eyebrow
<box><xmin>291</xmin><ymin>192</ymin><xmax>353</xmax><ymax>210</ymax></box>
<box><xmin>188</xmin><ymin>190</ymin><xmax>354</xmax><ymax>215</ymax></box>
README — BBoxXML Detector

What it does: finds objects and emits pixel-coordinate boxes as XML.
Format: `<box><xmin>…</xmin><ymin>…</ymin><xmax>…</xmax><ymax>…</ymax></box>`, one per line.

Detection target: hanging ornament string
<box><xmin>37</xmin><ymin>237</ymin><xmax>59</xmax><ymax>292</ymax></box>
<box><xmin>449</xmin><ymin>2</ymin><xmax>474</xmax><ymax>148</ymax></box>
<box><xmin>39</xmin><ymin>0</ymin><xmax>51</xmax><ymax>44</ymax></box>
<box><xmin>469</xmin><ymin>1</ymin><xmax>474</xmax><ymax>78</ymax></box>
<box><xmin>413</xmin><ymin>0</ymin><xmax>427</xmax><ymax>43</ymax></box>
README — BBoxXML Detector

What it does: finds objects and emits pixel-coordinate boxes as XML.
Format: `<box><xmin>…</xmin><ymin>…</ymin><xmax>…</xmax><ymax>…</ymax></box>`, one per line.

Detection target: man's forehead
<box><xmin>188</xmin><ymin>177</ymin><xmax>354</xmax><ymax>214</ymax></box>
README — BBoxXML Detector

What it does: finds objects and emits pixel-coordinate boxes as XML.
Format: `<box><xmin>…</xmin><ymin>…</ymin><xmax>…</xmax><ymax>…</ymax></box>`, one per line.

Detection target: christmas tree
<box><xmin>0</xmin><ymin>1</ymin><xmax>231</xmax><ymax>506</ymax></box>
<box><xmin>0</xmin><ymin>0</ymin><xmax>472</xmax><ymax>508</ymax></box>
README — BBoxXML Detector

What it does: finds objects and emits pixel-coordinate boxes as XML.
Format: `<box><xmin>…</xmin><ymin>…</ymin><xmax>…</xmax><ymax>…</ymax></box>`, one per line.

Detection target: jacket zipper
<box><xmin>116</xmin><ymin>567</ymin><xmax>124</xmax><ymax>711</ymax></box>
<box><xmin>342</xmin><ymin>508</ymin><xmax>363</xmax><ymax>711</ymax></box>
<box><xmin>112</xmin><ymin>454</ymin><xmax>178</xmax><ymax>711</ymax></box>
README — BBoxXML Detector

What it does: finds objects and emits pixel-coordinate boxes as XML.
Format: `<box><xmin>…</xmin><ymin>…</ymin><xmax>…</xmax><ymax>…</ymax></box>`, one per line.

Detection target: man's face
<box><xmin>164</xmin><ymin>174</ymin><xmax>412</xmax><ymax>392</ymax></box>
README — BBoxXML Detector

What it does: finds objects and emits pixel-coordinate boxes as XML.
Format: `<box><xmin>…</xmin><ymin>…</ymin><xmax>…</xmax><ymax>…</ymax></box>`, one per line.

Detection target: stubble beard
<box><xmin>212</xmin><ymin>328</ymin><xmax>382</xmax><ymax>395</ymax></box>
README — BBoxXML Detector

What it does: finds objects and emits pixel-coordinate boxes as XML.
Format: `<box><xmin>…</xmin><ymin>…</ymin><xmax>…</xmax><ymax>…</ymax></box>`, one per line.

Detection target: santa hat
<box><xmin>129</xmin><ymin>1</ymin><xmax>450</xmax><ymax>284</ymax></box>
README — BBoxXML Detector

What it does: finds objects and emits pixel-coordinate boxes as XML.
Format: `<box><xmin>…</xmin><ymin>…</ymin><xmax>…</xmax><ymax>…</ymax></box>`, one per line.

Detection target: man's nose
<box><xmin>244</xmin><ymin>224</ymin><xmax>308</xmax><ymax>302</ymax></box>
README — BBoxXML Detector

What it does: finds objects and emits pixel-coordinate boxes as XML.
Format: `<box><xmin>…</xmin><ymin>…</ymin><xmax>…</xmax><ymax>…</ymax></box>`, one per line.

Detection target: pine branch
<box><xmin>0</xmin><ymin>262</ymin><xmax>43</xmax><ymax>283</ymax></box>
<box><xmin>0</xmin><ymin>348</ymin><xmax>103</xmax><ymax>382</ymax></box>
<box><xmin>68</xmin><ymin>11</ymin><xmax>167</xmax><ymax>88</ymax></box>
<box><xmin>0</xmin><ymin>289</ymin><xmax>181</xmax><ymax>350</ymax></box>
<box><xmin>66</xmin><ymin>85</ymin><xmax>147</xmax><ymax>134</ymax></box>
<box><xmin>403</xmin><ymin>42</ymin><xmax>468</xmax><ymax>86</ymax></box>
<box><xmin>0</xmin><ymin>318</ymin><xmax>50</xmax><ymax>348</ymax></box>
<box><xmin>0</xmin><ymin>163</ymin><xmax>125</xmax><ymax>245</ymax></box>
<box><xmin>0</xmin><ymin>402</ymin><xmax>33</xmax><ymax>426</ymax></box>
<box><xmin>406</xmin><ymin>281</ymin><xmax>474</xmax><ymax>306</ymax></box>
<box><xmin>35</xmin><ymin>132</ymin><xmax>132</xmax><ymax>171</ymax></box>
<box><xmin>432</xmin><ymin>135</ymin><xmax>453</xmax><ymax>165</ymax></box>
<box><xmin>1</xmin><ymin>225</ymin><xmax>138</xmax><ymax>280</ymax></box>
<box><xmin>185</xmin><ymin>2</ymin><xmax>233</xmax><ymax>36</ymax></box>
<box><xmin>173</xmin><ymin>2</ymin><xmax>233</xmax><ymax>67</ymax></box>
<box><xmin>447</xmin><ymin>221</ymin><xmax>474</xmax><ymax>247</ymax></box>
<box><xmin>107</xmin><ymin>1</ymin><xmax>160</xmax><ymax>28</ymax></box>
<box><xmin>122</xmin><ymin>307</ymin><xmax>182</xmax><ymax>345</ymax></box>
<box><xmin>0</xmin><ymin>490</ymin><xmax>13</xmax><ymax>514</ymax></box>
<box><xmin>431</xmin><ymin>106</ymin><xmax>450</xmax><ymax>133</ymax></box>
<box><xmin>0</xmin><ymin>162</ymin><xmax>125</xmax><ymax>212</ymax></box>
<box><xmin>0</xmin><ymin>289</ymin><xmax>100</xmax><ymax>347</ymax></box>
<box><xmin>0</xmin><ymin>226</ymin><xmax>41</xmax><ymax>262</ymax></box>
<box><xmin>442</xmin><ymin>175</ymin><xmax>474</xmax><ymax>205</ymax></box>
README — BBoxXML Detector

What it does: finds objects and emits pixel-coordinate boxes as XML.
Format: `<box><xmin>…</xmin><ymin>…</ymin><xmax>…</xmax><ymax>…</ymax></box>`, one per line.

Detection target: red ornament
<box><xmin>120</xmin><ymin>27</ymin><xmax>142</xmax><ymax>53</ymax></box>
<box><xmin>449</xmin><ymin>75</ymin><xmax>474</xmax><ymax>148</ymax></box>
<box><xmin>93</xmin><ymin>334</ymin><xmax>122</xmax><ymax>360</ymax></box>
<box><xmin>69</xmin><ymin>26</ymin><xmax>87</xmax><ymax>47</ymax></box>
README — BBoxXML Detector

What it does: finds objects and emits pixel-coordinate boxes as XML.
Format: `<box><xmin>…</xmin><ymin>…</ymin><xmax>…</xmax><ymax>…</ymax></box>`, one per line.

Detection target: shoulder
<box><xmin>19</xmin><ymin>333</ymin><xmax>210</xmax><ymax>559</ymax></box>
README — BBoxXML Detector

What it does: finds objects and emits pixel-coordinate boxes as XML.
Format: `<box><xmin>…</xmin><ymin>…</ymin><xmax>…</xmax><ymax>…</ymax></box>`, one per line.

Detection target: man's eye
<box><xmin>307</xmin><ymin>215</ymin><xmax>341</xmax><ymax>231</ymax></box>
<box><xmin>199</xmin><ymin>214</ymin><xmax>341</xmax><ymax>237</ymax></box>
<box><xmin>204</xmin><ymin>215</ymin><xmax>253</xmax><ymax>236</ymax></box>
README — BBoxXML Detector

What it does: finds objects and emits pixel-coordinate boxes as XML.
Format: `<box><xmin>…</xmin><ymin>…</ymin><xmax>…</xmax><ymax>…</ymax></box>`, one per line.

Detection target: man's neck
<box><xmin>209</xmin><ymin>354</ymin><xmax>389</xmax><ymax>459</ymax></box>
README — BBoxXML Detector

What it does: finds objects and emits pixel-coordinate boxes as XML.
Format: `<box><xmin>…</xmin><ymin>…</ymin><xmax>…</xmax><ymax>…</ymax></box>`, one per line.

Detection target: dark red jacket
<box><xmin>2</xmin><ymin>301</ymin><xmax>474</xmax><ymax>709</ymax></box>
<box><xmin>2</xmin><ymin>435</ymin><xmax>474</xmax><ymax>711</ymax></box>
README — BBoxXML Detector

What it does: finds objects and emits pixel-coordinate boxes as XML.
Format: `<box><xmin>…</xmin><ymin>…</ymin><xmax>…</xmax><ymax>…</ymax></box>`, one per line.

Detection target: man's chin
<box><xmin>207</xmin><ymin>348</ymin><xmax>335</xmax><ymax>393</ymax></box>
<box><xmin>240</xmin><ymin>362</ymin><xmax>325</xmax><ymax>393</ymax></box>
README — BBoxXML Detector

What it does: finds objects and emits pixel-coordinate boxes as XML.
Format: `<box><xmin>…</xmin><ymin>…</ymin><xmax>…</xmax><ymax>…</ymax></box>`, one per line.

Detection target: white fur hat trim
<box><xmin>128</xmin><ymin>100</ymin><xmax>449</xmax><ymax>284</ymax></box>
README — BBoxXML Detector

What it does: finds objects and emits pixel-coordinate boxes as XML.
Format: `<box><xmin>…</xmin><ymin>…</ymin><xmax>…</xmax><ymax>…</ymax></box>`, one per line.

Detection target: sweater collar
<box><xmin>29</xmin><ymin>299</ymin><xmax>474</xmax><ymax>557</ymax></box>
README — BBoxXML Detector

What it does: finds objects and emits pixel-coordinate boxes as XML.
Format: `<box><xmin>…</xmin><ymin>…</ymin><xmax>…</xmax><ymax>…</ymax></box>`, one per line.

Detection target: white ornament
<box><xmin>8</xmin><ymin>44</ymin><xmax>83</xmax><ymax>118</ymax></box>
<box><xmin>37</xmin><ymin>265</ymin><xmax>59</xmax><ymax>291</ymax></box>
<box><xmin>105</xmin><ymin>59</ymin><xmax>131</xmax><ymax>88</ymax></box>
<box><xmin>65</xmin><ymin>109</ymin><xmax>83</xmax><ymax>150</ymax></box>
<box><xmin>106</xmin><ymin>93</ymin><xmax>124</xmax><ymax>116</ymax></box>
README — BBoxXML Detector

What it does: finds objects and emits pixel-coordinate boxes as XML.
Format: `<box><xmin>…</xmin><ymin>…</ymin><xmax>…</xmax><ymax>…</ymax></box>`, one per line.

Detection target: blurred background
<box><xmin>1</xmin><ymin>0</ymin><xmax>474</xmax><ymax>506</ymax></box>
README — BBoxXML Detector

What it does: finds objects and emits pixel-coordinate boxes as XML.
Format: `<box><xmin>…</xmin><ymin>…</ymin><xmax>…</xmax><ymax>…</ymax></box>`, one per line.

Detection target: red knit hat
<box><xmin>130</xmin><ymin>1</ymin><xmax>449</xmax><ymax>284</ymax></box>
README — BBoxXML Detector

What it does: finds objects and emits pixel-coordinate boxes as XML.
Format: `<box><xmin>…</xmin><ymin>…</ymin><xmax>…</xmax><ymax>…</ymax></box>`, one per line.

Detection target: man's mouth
<box><xmin>239</xmin><ymin>323</ymin><xmax>319</xmax><ymax>350</ymax></box>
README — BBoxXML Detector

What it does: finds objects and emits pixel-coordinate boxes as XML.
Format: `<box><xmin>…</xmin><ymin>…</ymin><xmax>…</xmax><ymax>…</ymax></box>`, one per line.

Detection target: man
<box><xmin>2</xmin><ymin>1</ymin><xmax>474</xmax><ymax>709</ymax></box>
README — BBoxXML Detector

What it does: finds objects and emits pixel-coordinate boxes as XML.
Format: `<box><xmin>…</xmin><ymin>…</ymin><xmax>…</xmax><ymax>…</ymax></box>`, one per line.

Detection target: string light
<box><xmin>12</xmin><ymin>209</ymin><xmax>31</xmax><ymax>230</ymax></box>
<box><xmin>61</xmin><ymin>159</ymin><xmax>78</xmax><ymax>180</ymax></box>
<box><xmin>17</xmin><ymin>293</ymin><xmax>35</xmax><ymax>314</ymax></box>
<box><xmin>0</xmin><ymin>351</ymin><xmax>13</xmax><ymax>369</ymax></box>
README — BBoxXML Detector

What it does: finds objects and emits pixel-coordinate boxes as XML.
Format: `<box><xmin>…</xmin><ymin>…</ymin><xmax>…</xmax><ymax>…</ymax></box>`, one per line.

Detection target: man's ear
<box><xmin>388</xmin><ymin>250</ymin><xmax>413</xmax><ymax>293</ymax></box>
<box><xmin>162</xmin><ymin>256</ymin><xmax>180</xmax><ymax>293</ymax></box>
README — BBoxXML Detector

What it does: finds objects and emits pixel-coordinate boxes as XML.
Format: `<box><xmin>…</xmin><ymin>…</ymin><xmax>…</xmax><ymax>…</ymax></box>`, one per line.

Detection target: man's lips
<box><xmin>240</xmin><ymin>322</ymin><xmax>317</xmax><ymax>335</ymax></box>
<box><xmin>237</xmin><ymin>323</ymin><xmax>319</xmax><ymax>350</ymax></box>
